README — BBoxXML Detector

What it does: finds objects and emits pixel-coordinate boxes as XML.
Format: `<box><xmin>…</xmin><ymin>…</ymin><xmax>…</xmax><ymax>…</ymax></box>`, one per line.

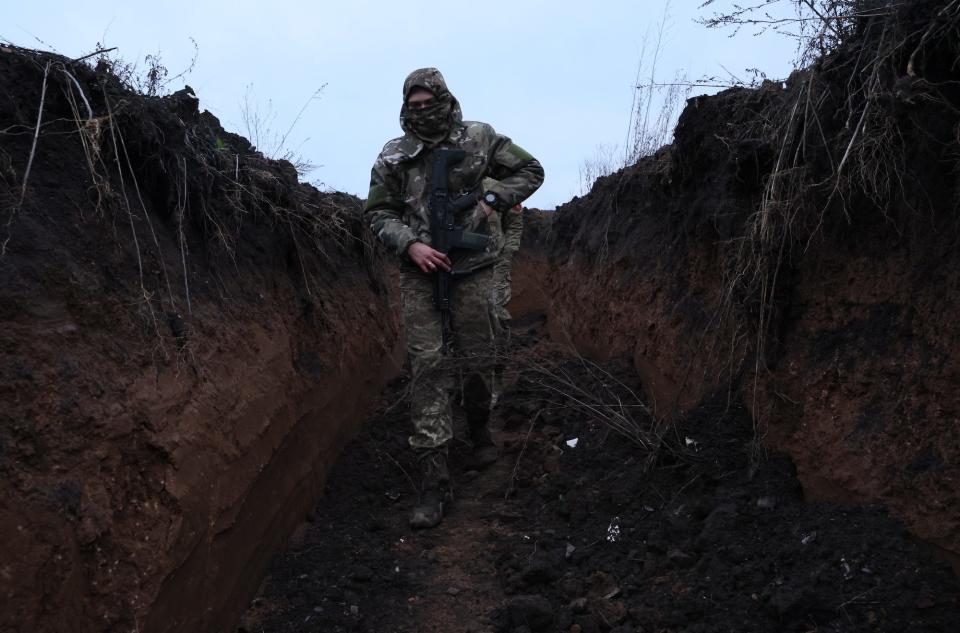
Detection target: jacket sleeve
<box><xmin>502</xmin><ymin>208</ymin><xmax>524</xmax><ymax>255</ymax></box>
<box><xmin>482</xmin><ymin>131</ymin><xmax>545</xmax><ymax>210</ymax></box>
<box><xmin>483</xmin><ymin>184</ymin><xmax>525</xmax><ymax>256</ymax></box>
<box><xmin>363</xmin><ymin>155</ymin><xmax>419</xmax><ymax>257</ymax></box>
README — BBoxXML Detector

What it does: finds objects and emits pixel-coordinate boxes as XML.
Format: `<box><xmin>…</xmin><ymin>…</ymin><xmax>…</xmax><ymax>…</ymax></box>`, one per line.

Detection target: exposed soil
<box><xmin>524</xmin><ymin>0</ymin><xmax>960</xmax><ymax>569</ymax></box>
<box><xmin>0</xmin><ymin>46</ymin><xmax>401</xmax><ymax>633</ymax></box>
<box><xmin>5</xmin><ymin>2</ymin><xmax>960</xmax><ymax>631</ymax></box>
<box><xmin>242</xmin><ymin>322</ymin><xmax>960</xmax><ymax>632</ymax></box>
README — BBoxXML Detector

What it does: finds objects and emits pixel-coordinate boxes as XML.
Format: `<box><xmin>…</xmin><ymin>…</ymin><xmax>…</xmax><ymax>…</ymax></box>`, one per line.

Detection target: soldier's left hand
<box><xmin>479</xmin><ymin>200</ymin><xmax>494</xmax><ymax>218</ymax></box>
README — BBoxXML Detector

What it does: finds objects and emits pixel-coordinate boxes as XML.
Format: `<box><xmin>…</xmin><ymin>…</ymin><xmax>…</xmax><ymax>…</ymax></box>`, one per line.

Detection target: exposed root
<box><xmin>707</xmin><ymin>0</ymin><xmax>960</xmax><ymax>451</ymax></box>
<box><xmin>102</xmin><ymin>85</ymin><xmax>168</xmax><ymax>360</ymax></box>
<box><xmin>2</xmin><ymin>44</ymin><xmax>374</xmax><ymax>368</ymax></box>
<box><xmin>3</xmin><ymin>59</ymin><xmax>50</xmax><ymax>255</ymax></box>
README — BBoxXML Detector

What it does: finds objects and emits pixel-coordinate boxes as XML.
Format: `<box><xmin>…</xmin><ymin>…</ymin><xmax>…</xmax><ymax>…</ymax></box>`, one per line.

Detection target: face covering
<box><xmin>402</xmin><ymin>97</ymin><xmax>453</xmax><ymax>143</ymax></box>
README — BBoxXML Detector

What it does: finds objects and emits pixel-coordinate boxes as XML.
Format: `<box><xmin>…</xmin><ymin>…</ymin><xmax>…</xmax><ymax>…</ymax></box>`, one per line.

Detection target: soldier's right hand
<box><xmin>407</xmin><ymin>242</ymin><xmax>452</xmax><ymax>273</ymax></box>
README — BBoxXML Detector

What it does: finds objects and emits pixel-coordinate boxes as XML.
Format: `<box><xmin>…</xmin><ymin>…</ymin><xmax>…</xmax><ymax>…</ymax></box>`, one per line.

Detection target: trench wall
<box><xmin>509</xmin><ymin>77</ymin><xmax>960</xmax><ymax>568</ymax></box>
<box><xmin>0</xmin><ymin>47</ymin><xmax>403</xmax><ymax>633</ymax></box>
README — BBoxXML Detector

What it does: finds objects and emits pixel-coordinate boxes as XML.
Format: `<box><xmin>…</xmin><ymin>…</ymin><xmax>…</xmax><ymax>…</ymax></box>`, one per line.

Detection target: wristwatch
<box><xmin>482</xmin><ymin>191</ymin><xmax>507</xmax><ymax>211</ymax></box>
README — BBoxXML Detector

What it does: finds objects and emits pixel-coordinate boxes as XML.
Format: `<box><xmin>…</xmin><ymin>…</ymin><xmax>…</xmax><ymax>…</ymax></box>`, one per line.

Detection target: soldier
<box><xmin>364</xmin><ymin>68</ymin><xmax>544</xmax><ymax>528</ymax></box>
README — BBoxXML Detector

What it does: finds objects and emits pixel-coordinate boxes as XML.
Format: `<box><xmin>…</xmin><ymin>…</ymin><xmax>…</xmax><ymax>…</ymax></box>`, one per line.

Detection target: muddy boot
<box><xmin>464</xmin><ymin>374</ymin><xmax>499</xmax><ymax>468</ymax></box>
<box><xmin>469</xmin><ymin>422</ymin><xmax>500</xmax><ymax>468</ymax></box>
<box><xmin>409</xmin><ymin>448</ymin><xmax>451</xmax><ymax>529</ymax></box>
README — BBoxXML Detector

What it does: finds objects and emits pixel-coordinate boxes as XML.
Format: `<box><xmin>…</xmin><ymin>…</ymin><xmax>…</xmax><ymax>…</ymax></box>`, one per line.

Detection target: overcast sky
<box><xmin>3</xmin><ymin>1</ymin><xmax>800</xmax><ymax>209</ymax></box>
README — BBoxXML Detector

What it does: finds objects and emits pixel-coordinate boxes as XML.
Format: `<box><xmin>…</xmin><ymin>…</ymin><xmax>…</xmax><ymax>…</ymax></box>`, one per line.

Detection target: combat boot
<box><xmin>409</xmin><ymin>448</ymin><xmax>452</xmax><ymax>529</ymax></box>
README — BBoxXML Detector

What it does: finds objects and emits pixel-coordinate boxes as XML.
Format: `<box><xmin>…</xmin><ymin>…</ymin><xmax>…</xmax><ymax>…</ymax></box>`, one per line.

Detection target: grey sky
<box><xmin>4</xmin><ymin>1</ymin><xmax>800</xmax><ymax>209</ymax></box>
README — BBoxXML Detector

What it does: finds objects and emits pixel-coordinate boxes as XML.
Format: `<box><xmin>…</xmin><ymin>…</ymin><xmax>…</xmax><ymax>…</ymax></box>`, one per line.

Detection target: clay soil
<box><xmin>241</xmin><ymin>321</ymin><xmax>959</xmax><ymax>633</ymax></box>
<box><xmin>0</xmin><ymin>46</ymin><xmax>400</xmax><ymax>633</ymax></box>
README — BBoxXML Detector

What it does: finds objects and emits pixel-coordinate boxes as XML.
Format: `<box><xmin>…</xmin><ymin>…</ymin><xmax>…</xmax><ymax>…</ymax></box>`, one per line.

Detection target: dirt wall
<box><xmin>0</xmin><ymin>47</ymin><xmax>403</xmax><ymax>632</ymax></box>
<box><xmin>513</xmin><ymin>202</ymin><xmax>960</xmax><ymax>566</ymax></box>
<box><xmin>510</xmin><ymin>2</ymin><xmax>960</xmax><ymax>569</ymax></box>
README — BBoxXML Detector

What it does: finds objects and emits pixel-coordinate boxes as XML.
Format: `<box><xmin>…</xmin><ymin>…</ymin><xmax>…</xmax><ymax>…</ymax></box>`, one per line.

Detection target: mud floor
<box><xmin>240</xmin><ymin>321</ymin><xmax>959</xmax><ymax>633</ymax></box>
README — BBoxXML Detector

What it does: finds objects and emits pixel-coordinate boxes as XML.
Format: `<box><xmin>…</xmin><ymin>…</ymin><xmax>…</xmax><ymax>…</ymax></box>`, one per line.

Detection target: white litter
<box><xmin>606</xmin><ymin>516</ymin><xmax>621</xmax><ymax>543</ymax></box>
<box><xmin>566</xmin><ymin>438</ymin><xmax>579</xmax><ymax>448</ymax></box>
<box><xmin>840</xmin><ymin>557</ymin><xmax>853</xmax><ymax>580</ymax></box>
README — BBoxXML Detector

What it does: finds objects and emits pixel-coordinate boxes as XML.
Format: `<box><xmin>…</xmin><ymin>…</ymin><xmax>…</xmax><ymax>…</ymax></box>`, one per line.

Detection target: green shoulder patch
<box><xmin>365</xmin><ymin>183</ymin><xmax>392</xmax><ymax>210</ymax></box>
<box><xmin>506</xmin><ymin>143</ymin><xmax>535</xmax><ymax>163</ymax></box>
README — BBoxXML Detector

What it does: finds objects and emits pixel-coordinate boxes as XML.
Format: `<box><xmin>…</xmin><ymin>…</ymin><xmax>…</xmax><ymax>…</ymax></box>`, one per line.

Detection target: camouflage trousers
<box><xmin>400</xmin><ymin>265</ymin><xmax>496</xmax><ymax>451</ymax></box>
<box><xmin>490</xmin><ymin>249</ymin><xmax>515</xmax><ymax>336</ymax></box>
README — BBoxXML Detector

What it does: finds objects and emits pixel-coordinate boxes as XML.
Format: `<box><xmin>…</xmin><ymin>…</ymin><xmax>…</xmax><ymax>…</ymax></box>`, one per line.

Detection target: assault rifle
<box><xmin>429</xmin><ymin>148</ymin><xmax>490</xmax><ymax>345</ymax></box>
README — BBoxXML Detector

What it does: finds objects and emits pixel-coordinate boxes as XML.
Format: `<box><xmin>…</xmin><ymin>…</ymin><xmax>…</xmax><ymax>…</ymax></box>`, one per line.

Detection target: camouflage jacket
<box><xmin>364</xmin><ymin>75</ymin><xmax>544</xmax><ymax>273</ymax></box>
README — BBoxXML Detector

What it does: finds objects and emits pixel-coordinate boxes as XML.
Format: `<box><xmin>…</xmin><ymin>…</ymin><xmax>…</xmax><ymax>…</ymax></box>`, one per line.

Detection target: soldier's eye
<box><xmin>408</xmin><ymin>98</ymin><xmax>437</xmax><ymax>110</ymax></box>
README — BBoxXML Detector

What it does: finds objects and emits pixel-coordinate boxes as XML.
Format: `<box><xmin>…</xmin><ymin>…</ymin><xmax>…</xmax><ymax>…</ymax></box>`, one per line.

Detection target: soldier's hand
<box><xmin>407</xmin><ymin>242</ymin><xmax>451</xmax><ymax>273</ymax></box>
<box><xmin>479</xmin><ymin>200</ymin><xmax>495</xmax><ymax>218</ymax></box>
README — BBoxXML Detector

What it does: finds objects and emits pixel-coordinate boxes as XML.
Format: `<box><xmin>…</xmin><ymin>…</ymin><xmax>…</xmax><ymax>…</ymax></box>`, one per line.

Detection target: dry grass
<box><xmin>388</xmin><ymin>342</ymin><xmax>675</xmax><ymax>471</ymax></box>
<box><xmin>1</xmin><ymin>44</ymin><xmax>364</xmax><ymax>368</ymax></box>
<box><xmin>706</xmin><ymin>0</ymin><xmax>960</xmax><ymax>454</ymax></box>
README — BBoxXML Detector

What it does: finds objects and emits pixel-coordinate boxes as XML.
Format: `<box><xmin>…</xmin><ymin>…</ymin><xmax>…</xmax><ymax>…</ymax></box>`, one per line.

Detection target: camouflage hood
<box><xmin>399</xmin><ymin>67</ymin><xmax>463</xmax><ymax>144</ymax></box>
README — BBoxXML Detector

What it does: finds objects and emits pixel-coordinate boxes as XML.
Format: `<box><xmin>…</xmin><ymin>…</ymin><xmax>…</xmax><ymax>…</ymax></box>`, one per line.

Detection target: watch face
<box><xmin>484</xmin><ymin>193</ymin><xmax>497</xmax><ymax>204</ymax></box>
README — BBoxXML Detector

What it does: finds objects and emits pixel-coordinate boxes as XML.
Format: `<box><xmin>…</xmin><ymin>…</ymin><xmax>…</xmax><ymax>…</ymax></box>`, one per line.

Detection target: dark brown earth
<box><xmin>4</xmin><ymin>2</ymin><xmax>960</xmax><ymax>632</ymax></box>
<box><xmin>0</xmin><ymin>46</ymin><xmax>401</xmax><ymax>633</ymax></box>
<box><xmin>519</xmin><ymin>0</ymin><xmax>960</xmax><ymax>573</ymax></box>
<box><xmin>242</xmin><ymin>323</ymin><xmax>960</xmax><ymax>632</ymax></box>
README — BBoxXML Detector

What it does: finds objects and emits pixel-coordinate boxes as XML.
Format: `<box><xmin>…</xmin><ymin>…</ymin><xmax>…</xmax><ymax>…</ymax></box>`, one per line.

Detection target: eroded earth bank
<box><xmin>1</xmin><ymin>47</ymin><xmax>401</xmax><ymax>633</ymax></box>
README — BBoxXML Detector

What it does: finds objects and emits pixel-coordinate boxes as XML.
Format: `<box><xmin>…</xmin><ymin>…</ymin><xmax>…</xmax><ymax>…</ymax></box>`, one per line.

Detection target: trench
<box><xmin>229</xmin><ymin>253</ymin><xmax>960</xmax><ymax>633</ymax></box>
<box><xmin>5</xmin><ymin>9</ymin><xmax>960</xmax><ymax>628</ymax></box>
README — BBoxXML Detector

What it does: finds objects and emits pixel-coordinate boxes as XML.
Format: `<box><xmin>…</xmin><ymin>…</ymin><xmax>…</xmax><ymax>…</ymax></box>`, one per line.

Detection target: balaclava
<box><xmin>399</xmin><ymin>67</ymin><xmax>463</xmax><ymax>144</ymax></box>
